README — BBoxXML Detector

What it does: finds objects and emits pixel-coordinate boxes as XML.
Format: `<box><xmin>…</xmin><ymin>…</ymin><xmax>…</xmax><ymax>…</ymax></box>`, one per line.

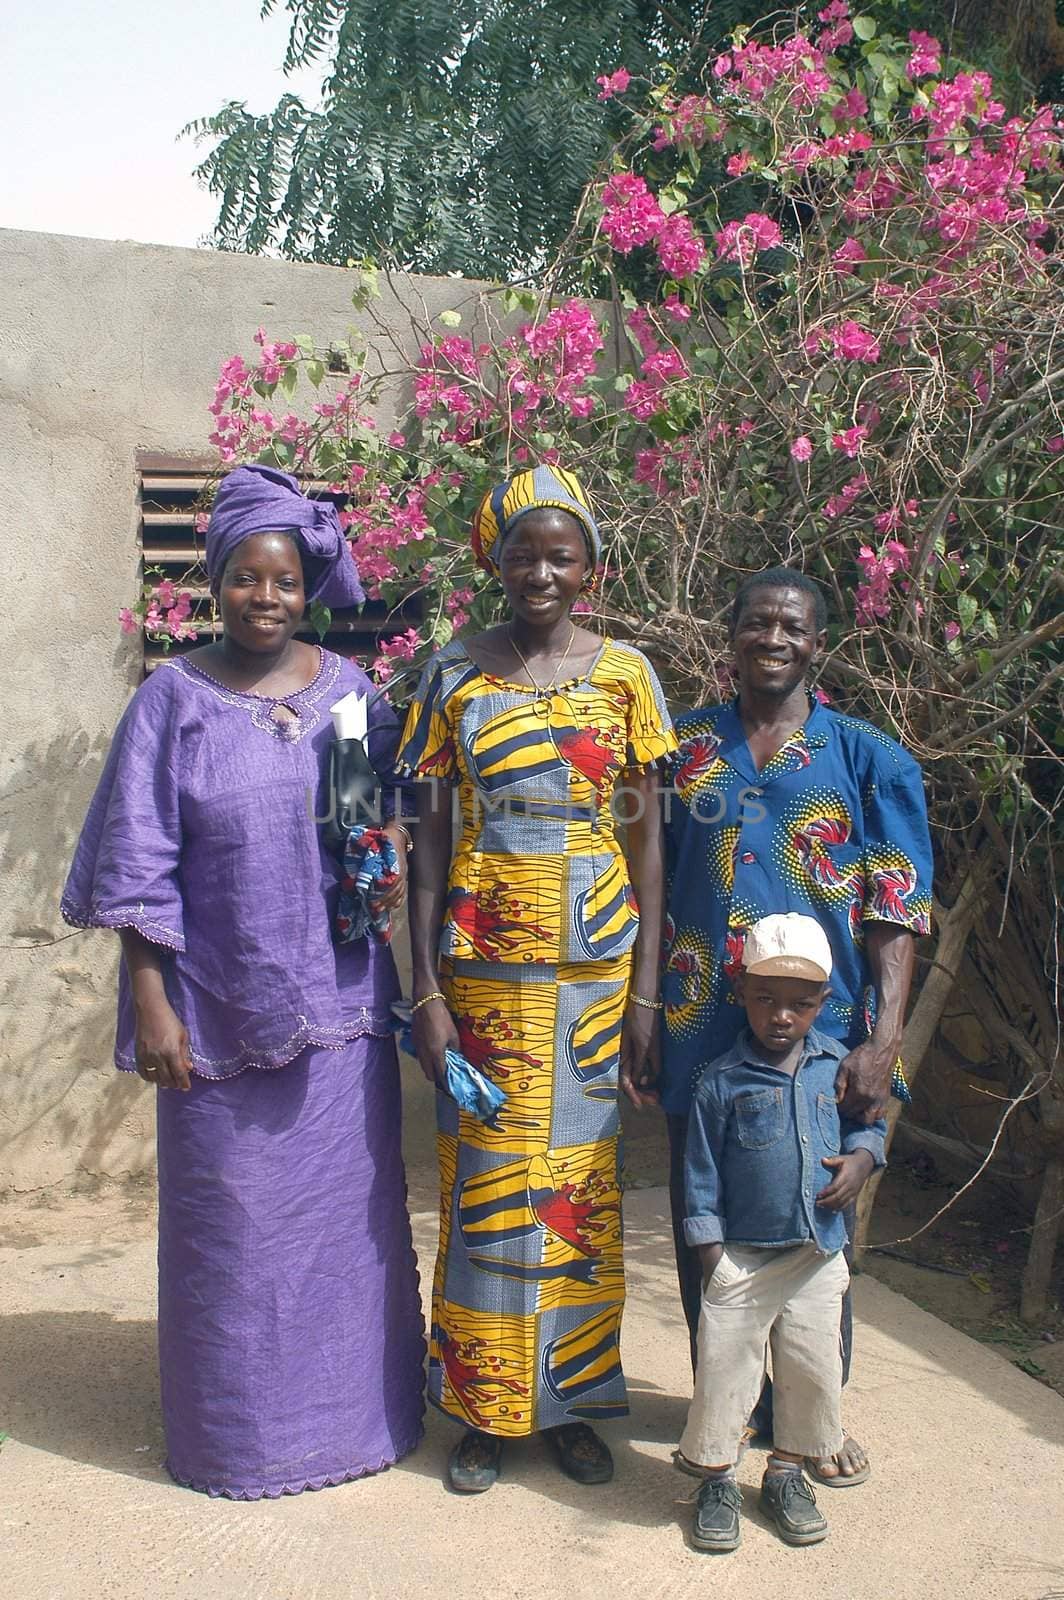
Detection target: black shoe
<box><xmin>543</xmin><ymin>1422</ymin><xmax>614</xmax><ymax>1485</ymax></box>
<box><xmin>448</xmin><ymin>1429</ymin><xmax>503</xmax><ymax>1493</ymax></box>
<box><xmin>760</xmin><ymin>1470</ymin><xmax>828</xmax><ymax>1545</ymax></box>
<box><xmin>692</xmin><ymin>1477</ymin><xmax>742</xmax><ymax>1553</ymax></box>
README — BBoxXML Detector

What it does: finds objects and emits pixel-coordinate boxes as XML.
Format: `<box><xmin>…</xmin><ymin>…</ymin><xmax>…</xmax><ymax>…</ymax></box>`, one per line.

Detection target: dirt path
<box><xmin>2</xmin><ymin>1183</ymin><xmax>1063</xmax><ymax>1600</ymax></box>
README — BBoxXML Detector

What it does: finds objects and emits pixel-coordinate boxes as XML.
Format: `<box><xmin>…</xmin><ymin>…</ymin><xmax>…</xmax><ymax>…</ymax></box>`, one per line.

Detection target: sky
<box><xmin>2</xmin><ymin>0</ymin><xmax>322</xmax><ymax>249</ymax></box>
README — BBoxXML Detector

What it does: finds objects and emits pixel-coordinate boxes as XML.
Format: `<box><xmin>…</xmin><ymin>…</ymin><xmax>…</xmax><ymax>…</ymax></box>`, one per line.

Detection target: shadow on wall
<box><xmin>0</xmin><ymin>720</ymin><xmax>154</xmax><ymax>1188</ymax></box>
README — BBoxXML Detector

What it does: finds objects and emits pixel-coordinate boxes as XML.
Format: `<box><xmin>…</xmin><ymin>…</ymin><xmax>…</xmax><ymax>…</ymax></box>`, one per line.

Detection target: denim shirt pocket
<box><xmin>816</xmin><ymin>1092</ymin><xmax>842</xmax><ymax>1154</ymax></box>
<box><xmin>735</xmin><ymin>1087</ymin><xmax>785</xmax><ymax>1150</ymax></box>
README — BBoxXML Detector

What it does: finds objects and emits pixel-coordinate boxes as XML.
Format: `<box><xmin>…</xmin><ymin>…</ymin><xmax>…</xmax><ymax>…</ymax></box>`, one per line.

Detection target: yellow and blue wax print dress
<box><xmin>398</xmin><ymin>637</ymin><xmax>676</xmax><ymax>1435</ymax></box>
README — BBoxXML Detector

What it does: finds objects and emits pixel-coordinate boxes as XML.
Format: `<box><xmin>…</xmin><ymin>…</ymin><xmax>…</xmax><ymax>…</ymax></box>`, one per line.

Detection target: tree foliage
<box><xmin>188</xmin><ymin>0</ymin><xmax>1061</xmax><ymax>279</ymax></box>
<box><xmin>186</xmin><ymin>0</ymin><xmax>731</xmax><ymax>276</ymax></box>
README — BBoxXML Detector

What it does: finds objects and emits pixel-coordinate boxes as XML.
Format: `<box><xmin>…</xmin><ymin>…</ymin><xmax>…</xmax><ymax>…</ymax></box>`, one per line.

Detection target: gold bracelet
<box><xmin>410</xmin><ymin>991</ymin><xmax>445</xmax><ymax>1013</ymax></box>
<box><xmin>628</xmin><ymin>993</ymin><xmax>663</xmax><ymax>1011</ymax></box>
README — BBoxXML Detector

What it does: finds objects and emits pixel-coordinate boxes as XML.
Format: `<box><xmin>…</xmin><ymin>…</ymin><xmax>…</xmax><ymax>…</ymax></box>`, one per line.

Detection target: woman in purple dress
<box><xmin>62</xmin><ymin>465</ymin><xmax>426</xmax><ymax>1498</ymax></box>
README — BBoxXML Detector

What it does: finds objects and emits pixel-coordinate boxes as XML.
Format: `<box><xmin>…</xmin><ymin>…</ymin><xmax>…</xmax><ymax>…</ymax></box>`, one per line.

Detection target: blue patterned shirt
<box><xmin>660</xmin><ymin>696</ymin><xmax>932</xmax><ymax>1116</ymax></box>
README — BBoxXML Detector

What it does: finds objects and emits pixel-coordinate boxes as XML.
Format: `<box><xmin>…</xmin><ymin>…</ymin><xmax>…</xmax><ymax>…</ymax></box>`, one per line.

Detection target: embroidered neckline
<box><xmin>164</xmin><ymin>648</ymin><xmax>341</xmax><ymax>742</ymax></box>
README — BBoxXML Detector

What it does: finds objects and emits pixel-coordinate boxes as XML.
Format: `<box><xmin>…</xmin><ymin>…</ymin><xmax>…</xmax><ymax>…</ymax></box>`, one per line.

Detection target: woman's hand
<box><xmin>411</xmin><ymin>995</ymin><xmax>459</xmax><ymax>1087</ymax></box>
<box><xmin>133</xmin><ymin>993</ymin><xmax>193</xmax><ymax>1091</ymax></box>
<box><xmin>373</xmin><ymin>824</ymin><xmax>410</xmax><ymax>913</ymax></box>
<box><xmin>619</xmin><ymin>1001</ymin><xmax>661</xmax><ymax>1110</ymax></box>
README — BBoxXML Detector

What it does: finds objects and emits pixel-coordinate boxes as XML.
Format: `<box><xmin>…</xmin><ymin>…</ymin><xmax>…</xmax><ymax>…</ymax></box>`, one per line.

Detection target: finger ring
<box><xmin>143</xmin><ymin>1065</ymin><xmax>157</xmax><ymax>1074</ymax></box>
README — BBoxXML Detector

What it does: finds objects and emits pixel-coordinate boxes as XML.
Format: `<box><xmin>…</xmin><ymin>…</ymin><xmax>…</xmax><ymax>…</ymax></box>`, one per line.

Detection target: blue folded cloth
<box><xmin>391</xmin><ymin>1008</ymin><xmax>506</xmax><ymax>1123</ymax></box>
<box><xmin>335</xmin><ymin>825</ymin><xmax>400</xmax><ymax>945</ymax></box>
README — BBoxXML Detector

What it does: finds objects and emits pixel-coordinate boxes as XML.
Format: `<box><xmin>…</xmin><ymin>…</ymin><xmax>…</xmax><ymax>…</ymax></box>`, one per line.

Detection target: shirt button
<box><xmin>740</xmin><ymin>851</ymin><xmax>756</xmax><ymax>864</ymax></box>
<box><xmin>801</xmin><ymin>1135</ymin><xmax>808</xmax><ymax>1144</ymax></box>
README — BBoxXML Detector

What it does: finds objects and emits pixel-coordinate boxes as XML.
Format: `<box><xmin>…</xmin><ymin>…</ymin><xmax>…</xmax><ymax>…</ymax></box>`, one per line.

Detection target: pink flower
<box><xmin>600</xmin><ymin>171</ymin><xmax>665</xmax><ymax>254</ymax></box>
<box><xmin>118</xmin><ymin>607</ymin><xmax>138</xmax><ymax>635</ymax></box>
<box><xmin>726</xmin><ymin>151</ymin><xmax>752</xmax><ymax>177</ymax></box>
<box><xmin>380</xmin><ymin>627</ymin><xmax>422</xmax><ymax>662</ymax></box>
<box><xmin>818</xmin><ymin>0</ymin><xmax>850</xmax><ymax>18</ymax></box>
<box><xmin>662</xmin><ymin>293</ymin><xmax>691</xmax><ymax>323</ymax></box>
<box><xmin>714</xmin><ymin>212</ymin><xmax>782</xmax><ymax>267</ymax></box>
<box><xmin>832</xmin><ymin>237</ymin><xmax>867</xmax><ymax>276</ymax></box>
<box><xmin>943</xmin><ymin>622</ymin><xmax>961</xmax><ymax>643</ymax></box>
<box><xmin>832</xmin><ymin>425</ymin><xmax>868</xmax><ymax>458</ymax></box>
<box><xmin>1048</xmin><ymin>436</ymin><xmax>1064</xmax><ymax>454</ymax></box>
<box><xmin>596</xmin><ymin>67</ymin><xmax>631</xmax><ymax>101</ymax></box>
<box><xmin>388</xmin><ymin>431</ymin><xmax>406</xmax><ymax>449</ymax></box>
<box><xmin>657</xmin><ymin>213</ymin><xmax>706</xmax><ymax>278</ymax></box>
<box><xmin>907</xmin><ymin>30</ymin><xmax>942</xmax><ymax>78</ymax></box>
<box><xmin>790</xmin><ymin>436</ymin><xmax>814</xmax><ymax>462</ymax></box>
<box><xmin>832</xmin><ymin>320</ymin><xmax>881</xmax><ymax>364</ymax></box>
<box><xmin>712</xmin><ymin>53</ymin><xmax>732</xmax><ymax>78</ymax></box>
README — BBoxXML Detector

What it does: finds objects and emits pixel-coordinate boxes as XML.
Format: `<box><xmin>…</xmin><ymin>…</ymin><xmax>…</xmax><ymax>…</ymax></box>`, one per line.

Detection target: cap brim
<box><xmin>744</xmin><ymin>956</ymin><xmax>830</xmax><ymax>982</ymax></box>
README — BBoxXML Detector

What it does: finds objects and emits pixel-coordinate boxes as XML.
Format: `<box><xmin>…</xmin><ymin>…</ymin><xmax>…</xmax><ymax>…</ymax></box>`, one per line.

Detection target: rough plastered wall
<box><xmin>0</xmin><ymin>229</ymin><xmax>480</xmax><ymax>1191</ymax></box>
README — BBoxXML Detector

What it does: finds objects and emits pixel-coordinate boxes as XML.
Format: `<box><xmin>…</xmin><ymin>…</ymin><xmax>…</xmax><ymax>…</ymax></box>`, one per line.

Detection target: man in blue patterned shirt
<box><xmin>661</xmin><ymin>567</ymin><xmax>932</xmax><ymax>1485</ymax></box>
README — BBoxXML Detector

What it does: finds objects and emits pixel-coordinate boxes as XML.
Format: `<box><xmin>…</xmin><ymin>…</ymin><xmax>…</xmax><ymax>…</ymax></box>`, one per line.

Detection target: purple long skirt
<box><xmin>156</xmin><ymin>1036</ymin><xmax>426</xmax><ymax>1498</ymax></box>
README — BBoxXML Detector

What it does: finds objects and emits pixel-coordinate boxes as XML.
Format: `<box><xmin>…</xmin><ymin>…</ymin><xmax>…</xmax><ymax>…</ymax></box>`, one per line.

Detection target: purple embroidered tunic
<box><xmin>62</xmin><ymin>647</ymin><xmax>426</xmax><ymax>1496</ymax></box>
<box><xmin>63</xmin><ymin>648</ymin><xmax>406</xmax><ymax>1076</ymax></box>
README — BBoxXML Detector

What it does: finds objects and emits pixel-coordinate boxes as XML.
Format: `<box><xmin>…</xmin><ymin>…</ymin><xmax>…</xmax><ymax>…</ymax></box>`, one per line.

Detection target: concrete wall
<box><xmin>0</xmin><ymin>230</ymin><xmax>481</xmax><ymax>1191</ymax></box>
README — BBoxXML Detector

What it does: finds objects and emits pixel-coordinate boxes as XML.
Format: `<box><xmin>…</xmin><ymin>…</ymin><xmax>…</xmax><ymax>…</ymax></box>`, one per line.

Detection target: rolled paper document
<box><xmin>330</xmin><ymin>689</ymin><xmax>368</xmax><ymax>742</ymax></box>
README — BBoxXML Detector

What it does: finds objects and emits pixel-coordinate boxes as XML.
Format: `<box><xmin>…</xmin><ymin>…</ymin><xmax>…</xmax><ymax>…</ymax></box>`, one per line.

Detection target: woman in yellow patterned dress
<box><xmin>399</xmin><ymin>466</ymin><xmax>676</xmax><ymax>1493</ymax></box>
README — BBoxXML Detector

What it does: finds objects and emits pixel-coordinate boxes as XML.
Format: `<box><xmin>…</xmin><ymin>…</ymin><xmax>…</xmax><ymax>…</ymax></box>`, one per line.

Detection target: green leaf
<box><xmin>308</xmin><ymin>600</ymin><xmax>332</xmax><ymax>641</ymax></box>
<box><xmin>295</xmin><ymin>334</ymin><xmax>316</xmax><ymax>354</ymax></box>
<box><xmin>306</xmin><ymin>360</ymin><xmax>325</xmax><ymax>387</ymax></box>
<box><xmin>958</xmin><ymin>594</ymin><xmax>978</xmax><ymax>631</ymax></box>
<box><xmin>432</xmin><ymin>615</ymin><xmax>454</xmax><ymax>645</ymax></box>
<box><xmin>280</xmin><ymin>363</ymin><xmax>298</xmax><ymax>396</ymax></box>
<box><xmin>439</xmin><ymin>309</ymin><xmax>463</xmax><ymax>328</ymax></box>
<box><xmin>852</xmin><ymin>15</ymin><xmax>877</xmax><ymax>40</ymax></box>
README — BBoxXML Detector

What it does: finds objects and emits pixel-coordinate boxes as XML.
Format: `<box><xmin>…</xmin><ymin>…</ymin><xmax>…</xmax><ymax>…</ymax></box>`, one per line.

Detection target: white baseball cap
<box><xmin>742</xmin><ymin>913</ymin><xmax>832</xmax><ymax>983</ymax></box>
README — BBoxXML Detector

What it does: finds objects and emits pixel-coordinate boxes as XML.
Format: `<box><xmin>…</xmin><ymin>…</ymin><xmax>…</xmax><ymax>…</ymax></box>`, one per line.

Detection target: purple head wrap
<box><xmin>206</xmin><ymin>464</ymin><xmax>365</xmax><ymax>608</ymax></box>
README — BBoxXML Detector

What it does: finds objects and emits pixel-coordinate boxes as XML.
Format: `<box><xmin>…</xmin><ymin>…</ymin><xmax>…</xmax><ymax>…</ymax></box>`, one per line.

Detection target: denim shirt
<box><xmin>683</xmin><ymin>1026</ymin><xmax>887</xmax><ymax>1254</ymax></box>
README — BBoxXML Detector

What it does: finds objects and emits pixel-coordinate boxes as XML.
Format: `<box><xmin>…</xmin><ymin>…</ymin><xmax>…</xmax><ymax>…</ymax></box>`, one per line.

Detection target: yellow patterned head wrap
<box><xmin>471</xmin><ymin>465</ymin><xmax>601</xmax><ymax>576</ymax></box>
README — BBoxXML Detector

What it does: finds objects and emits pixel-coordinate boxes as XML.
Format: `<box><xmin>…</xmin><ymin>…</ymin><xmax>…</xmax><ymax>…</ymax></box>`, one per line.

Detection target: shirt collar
<box><xmin>736</xmin><ymin>1025</ymin><xmax>826</xmax><ymax>1073</ymax></box>
<box><xmin>714</xmin><ymin>692</ymin><xmax>831</xmax><ymax>781</ymax></box>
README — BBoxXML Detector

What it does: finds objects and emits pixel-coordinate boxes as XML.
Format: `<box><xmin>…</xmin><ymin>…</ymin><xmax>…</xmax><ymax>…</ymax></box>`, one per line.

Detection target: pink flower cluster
<box><xmin>651</xmin><ymin>95</ymin><xmax>724</xmax><ymax>153</ymax></box>
<box><xmin>831</xmin><ymin>237</ymin><xmax>867</xmax><ymax>275</ymax></box>
<box><xmin>446</xmin><ymin>586</ymin><xmax>475</xmax><ymax>631</ymax></box>
<box><xmin>806</xmin><ymin>320</ymin><xmax>881</xmax><ymax>365</ymax></box>
<box><xmin>824</xmin><ymin>471</ymin><xmax>869</xmax><ymax>520</ymax></box>
<box><xmin>714</xmin><ymin>212</ymin><xmax>782</xmax><ymax>267</ymax></box>
<box><xmin>907</xmin><ymin>30</ymin><xmax>941</xmax><ymax>79</ymax></box>
<box><xmin>596</xmin><ymin>67</ymin><xmax>630</xmax><ymax>101</ymax></box>
<box><xmin>517</xmin><ymin>300</ymin><xmax>604</xmax><ymax>420</ymax></box>
<box><xmin>873</xmin><ymin>500</ymin><xmax>920</xmax><ymax>535</ymax></box>
<box><xmin>855</xmin><ymin>539</ymin><xmax>912</xmax><ymax>626</ymax></box>
<box><xmin>120</xmin><ymin>579</ymin><xmax>198</xmax><ymax>642</ymax></box>
<box><xmin>831</xmin><ymin>425</ymin><xmax>868</xmax><ymax>458</ymax></box>
<box><xmin>252</xmin><ymin>326</ymin><xmax>299</xmax><ymax>386</ymax></box>
<box><xmin>600</xmin><ymin>171</ymin><xmax>706</xmax><ymax>279</ymax></box>
<box><xmin>624</xmin><ymin>348</ymin><xmax>689</xmax><ymax>422</ymax></box>
<box><xmin>912</xmin><ymin>71</ymin><xmax>1006</xmax><ymax>151</ymax></box>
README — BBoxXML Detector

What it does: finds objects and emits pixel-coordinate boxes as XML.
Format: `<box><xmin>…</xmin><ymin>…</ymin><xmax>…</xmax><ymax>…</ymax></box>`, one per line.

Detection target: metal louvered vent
<box><xmin>136</xmin><ymin>452</ymin><xmax>419</xmax><ymax>674</ymax></box>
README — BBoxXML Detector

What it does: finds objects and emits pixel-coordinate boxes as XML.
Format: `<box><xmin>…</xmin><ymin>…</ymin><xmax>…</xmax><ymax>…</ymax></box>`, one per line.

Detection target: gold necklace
<box><xmin>508</xmin><ymin>623</ymin><xmax>577</xmax><ymax>716</ymax></box>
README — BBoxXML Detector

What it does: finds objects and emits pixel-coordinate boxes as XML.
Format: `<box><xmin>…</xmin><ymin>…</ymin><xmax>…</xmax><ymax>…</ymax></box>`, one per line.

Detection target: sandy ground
<box><xmin>3</xmin><ymin>1173</ymin><xmax>1064</xmax><ymax>1600</ymax></box>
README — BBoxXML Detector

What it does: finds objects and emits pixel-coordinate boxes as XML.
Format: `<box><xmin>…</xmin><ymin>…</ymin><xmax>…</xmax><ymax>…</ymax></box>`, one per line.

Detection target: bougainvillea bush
<box><xmin>141</xmin><ymin>9</ymin><xmax>1063</xmax><ymax>1308</ymax></box>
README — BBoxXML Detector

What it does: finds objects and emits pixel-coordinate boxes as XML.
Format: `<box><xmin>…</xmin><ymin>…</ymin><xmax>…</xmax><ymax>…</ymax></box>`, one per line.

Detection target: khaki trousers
<box><xmin>678</xmin><ymin>1241</ymin><xmax>848</xmax><ymax>1466</ymax></box>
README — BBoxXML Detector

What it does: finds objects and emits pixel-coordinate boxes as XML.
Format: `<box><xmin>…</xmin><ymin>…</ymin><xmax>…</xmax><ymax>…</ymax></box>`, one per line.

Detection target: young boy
<box><xmin>676</xmin><ymin>912</ymin><xmax>886</xmax><ymax>1552</ymax></box>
